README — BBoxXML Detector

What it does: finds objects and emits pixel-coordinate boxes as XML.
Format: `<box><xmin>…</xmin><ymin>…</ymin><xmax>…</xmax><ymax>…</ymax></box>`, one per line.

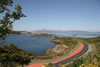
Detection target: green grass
<box><xmin>52</xmin><ymin>37</ymin><xmax>78</xmax><ymax>46</ymax></box>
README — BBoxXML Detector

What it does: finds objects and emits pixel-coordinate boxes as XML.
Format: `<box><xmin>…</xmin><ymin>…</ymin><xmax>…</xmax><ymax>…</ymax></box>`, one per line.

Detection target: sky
<box><xmin>13</xmin><ymin>0</ymin><xmax>100</xmax><ymax>32</ymax></box>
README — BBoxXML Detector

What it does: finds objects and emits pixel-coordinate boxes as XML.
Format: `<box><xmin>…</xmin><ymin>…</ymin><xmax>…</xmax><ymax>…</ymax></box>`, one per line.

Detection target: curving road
<box><xmin>53</xmin><ymin>41</ymin><xmax>88</xmax><ymax>67</ymax></box>
<box><xmin>26</xmin><ymin>41</ymin><xmax>88</xmax><ymax>67</ymax></box>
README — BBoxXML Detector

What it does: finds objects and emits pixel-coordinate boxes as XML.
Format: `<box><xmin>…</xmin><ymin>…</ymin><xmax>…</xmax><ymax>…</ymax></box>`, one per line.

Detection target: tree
<box><xmin>0</xmin><ymin>44</ymin><xmax>33</xmax><ymax>67</ymax></box>
<box><xmin>0</xmin><ymin>0</ymin><xmax>25</xmax><ymax>38</ymax></box>
<box><xmin>0</xmin><ymin>0</ymin><xmax>31</xmax><ymax>67</ymax></box>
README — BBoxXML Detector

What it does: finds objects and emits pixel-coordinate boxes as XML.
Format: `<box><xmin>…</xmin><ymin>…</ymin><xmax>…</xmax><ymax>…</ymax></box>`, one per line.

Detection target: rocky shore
<box><xmin>45</xmin><ymin>40</ymin><xmax>69</xmax><ymax>56</ymax></box>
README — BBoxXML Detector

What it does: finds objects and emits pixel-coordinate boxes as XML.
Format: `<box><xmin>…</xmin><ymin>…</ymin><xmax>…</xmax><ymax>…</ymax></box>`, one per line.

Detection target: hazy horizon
<box><xmin>13</xmin><ymin>29</ymin><xmax>100</xmax><ymax>32</ymax></box>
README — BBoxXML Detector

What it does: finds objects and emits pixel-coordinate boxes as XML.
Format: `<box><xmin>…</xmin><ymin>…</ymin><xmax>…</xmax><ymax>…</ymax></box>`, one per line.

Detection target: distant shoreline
<box><xmin>31</xmin><ymin>33</ymin><xmax>56</xmax><ymax>37</ymax></box>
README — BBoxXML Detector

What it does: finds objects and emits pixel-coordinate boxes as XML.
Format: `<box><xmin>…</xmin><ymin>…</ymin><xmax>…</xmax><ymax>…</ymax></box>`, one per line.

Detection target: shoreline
<box><xmin>30</xmin><ymin>38</ymin><xmax>80</xmax><ymax>64</ymax></box>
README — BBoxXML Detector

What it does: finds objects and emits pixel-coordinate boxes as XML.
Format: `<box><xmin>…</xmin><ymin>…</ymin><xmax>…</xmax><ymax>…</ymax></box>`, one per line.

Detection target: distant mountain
<box><xmin>34</xmin><ymin>29</ymin><xmax>89</xmax><ymax>33</ymax></box>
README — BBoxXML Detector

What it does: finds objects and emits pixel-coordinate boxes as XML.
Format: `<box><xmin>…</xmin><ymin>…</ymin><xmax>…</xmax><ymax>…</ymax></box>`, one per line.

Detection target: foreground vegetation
<box><xmin>0</xmin><ymin>44</ymin><xmax>33</xmax><ymax>67</ymax></box>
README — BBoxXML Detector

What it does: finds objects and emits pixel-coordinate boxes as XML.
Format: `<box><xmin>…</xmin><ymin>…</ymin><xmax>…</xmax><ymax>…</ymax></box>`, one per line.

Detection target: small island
<box><xmin>0</xmin><ymin>34</ymin><xmax>3</xmax><ymax>37</ymax></box>
<box><xmin>31</xmin><ymin>33</ymin><xmax>56</xmax><ymax>37</ymax></box>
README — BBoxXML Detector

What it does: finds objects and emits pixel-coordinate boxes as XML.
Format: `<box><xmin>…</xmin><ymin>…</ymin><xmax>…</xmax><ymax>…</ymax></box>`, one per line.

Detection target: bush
<box><xmin>0</xmin><ymin>44</ymin><xmax>33</xmax><ymax>67</ymax></box>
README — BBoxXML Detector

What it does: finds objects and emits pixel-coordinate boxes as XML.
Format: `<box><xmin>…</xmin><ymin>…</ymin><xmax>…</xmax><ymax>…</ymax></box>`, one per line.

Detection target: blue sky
<box><xmin>13</xmin><ymin>0</ymin><xmax>100</xmax><ymax>32</ymax></box>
